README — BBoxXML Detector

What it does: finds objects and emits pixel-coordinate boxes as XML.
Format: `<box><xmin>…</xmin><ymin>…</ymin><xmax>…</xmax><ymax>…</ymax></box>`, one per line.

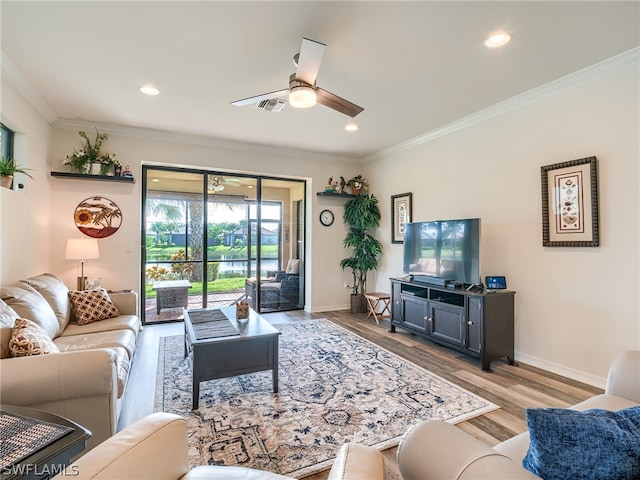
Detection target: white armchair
<box><xmin>396</xmin><ymin>350</ymin><xmax>640</xmax><ymax>480</ymax></box>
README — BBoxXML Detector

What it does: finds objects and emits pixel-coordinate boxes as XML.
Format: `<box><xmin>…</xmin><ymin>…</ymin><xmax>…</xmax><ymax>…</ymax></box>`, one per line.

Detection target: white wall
<box><xmin>2</xmin><ymin>51</ymin><xmax>637</xmax><ymax>388</ymax></box>
<box><xmin>45</xmin><ymin>127</ymin><xmax>361</xmax><ymax>312</ymax></box>
<box><xmin>367</xmin><ymin>59</ymin><xmax>639</xmax><ymax>386</ymax></box>
<box><xmin>0</xmin><ymin>79</ymin><xmax>52</xmax><ymax>284</ymax></box>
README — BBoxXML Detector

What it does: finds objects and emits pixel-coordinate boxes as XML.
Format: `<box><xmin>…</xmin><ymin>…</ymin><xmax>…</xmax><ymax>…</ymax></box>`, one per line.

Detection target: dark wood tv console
<box><xmin>390</xmin><ymin>277</ymin><xmax>516</xmax><ymax>371</ymax></box>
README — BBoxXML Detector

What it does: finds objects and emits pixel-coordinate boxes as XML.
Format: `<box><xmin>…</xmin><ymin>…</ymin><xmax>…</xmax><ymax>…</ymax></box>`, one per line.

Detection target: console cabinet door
<box><xmin>391</xmin><ymin>281</ymin><xmax>403</xmax><ymax>323</ymax></box>
<box><xmin>429</xmin><ymin>302</ymin><xmax>465</xmax><ymax>347</ymax></box>
<box><xmin>401</xmin><ymin>296</ymin><xmax>429</xmax><ymax>332</ymax></box>
<box><xmin>466</xmin><ymin>296</ymin><xmax>483</xmax><ymax>354</ymax></box>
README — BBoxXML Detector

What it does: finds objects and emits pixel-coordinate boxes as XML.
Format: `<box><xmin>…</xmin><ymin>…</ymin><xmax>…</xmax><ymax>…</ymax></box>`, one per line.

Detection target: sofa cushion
<box><xmin>54</xmin><ymin>328</ymin><xmax>137</xmax><ymax>360</ymax></box>
<box><xmin>522</xmin><ymin>406</ymin><xmax>640</xmax><ymax>480</ymax></box>
<box><xmin>285</xmin><ymin>258</ymin><xmax>300</xmax><ymax>274</ymax></box>
<box><xmin>21</xmin><ymin>273</ymin><xmax>71</xmax><ymax>335</ymax></box>
<box><xmin>1</xmin><ymin>283</ymin><xmax>59</xmax><ymax>339</ymax></box>
<box><xmin>0</xmin><ymin>299</ymin><xmax>19</xmax><ymax>359</ymax></box>
<box><xmin>494</xmin><ymin>394</ymin><xmax>640</xmax><ymax>462</ymax></box>
<box><xmin>61</xmin><ymin>314</ymin><xmax>141</xmax><ymax>337</ymax></box>
<box><xmin>9</xmin><ymin>318</ymin><xmax>60</xmax><ymax>357</ymax></box>
<box><xmin>68</xmin><ymin>289</ymin><xmax>120</xmax><ymax>325</ymax></box>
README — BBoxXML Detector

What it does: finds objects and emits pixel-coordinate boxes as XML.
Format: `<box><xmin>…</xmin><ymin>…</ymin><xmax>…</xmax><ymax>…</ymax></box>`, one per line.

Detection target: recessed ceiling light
<box><xmin>345</xmin><ymin>123</ymin><xmax>359</xmax><ymax>132</ymax></box>
<box><xmin>484</xmin><ymin>31</ymin><xmax>511</xmax><ymax>48</ymax></box>
<box><xmin>139</xmin><ymin>85</ymin><xmax>160</xmax><ymax>96</ymax></box>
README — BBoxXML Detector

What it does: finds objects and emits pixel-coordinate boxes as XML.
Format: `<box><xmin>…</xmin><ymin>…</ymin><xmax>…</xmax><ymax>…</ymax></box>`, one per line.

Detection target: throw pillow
<box><xmin>523</xmin><ymin>406</ymin><xmax>640</xmax><ymax>480</ymax></box>
<box><xmin>68</xmin><ymin>288</ymin><xmax>120</xmax><ymax>325</ymax></box>
<box><xmin>9</xmin><ymin>318</ymin><xmax>60</xmax><ymax>356</ymax></box>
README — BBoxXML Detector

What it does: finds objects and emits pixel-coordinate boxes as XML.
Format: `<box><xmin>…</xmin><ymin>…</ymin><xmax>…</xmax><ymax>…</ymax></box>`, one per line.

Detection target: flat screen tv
<box><xmin>403</xmin><ymin>218</ymin><xmax>481</xmax><ymax>285</ymax></box>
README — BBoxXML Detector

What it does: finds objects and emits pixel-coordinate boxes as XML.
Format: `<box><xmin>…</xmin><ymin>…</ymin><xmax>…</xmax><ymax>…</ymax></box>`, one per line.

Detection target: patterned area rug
<box><xmin>155</xmin><ymin>318</ymin><xmax>498</xmax><ymax>478</ymax></box>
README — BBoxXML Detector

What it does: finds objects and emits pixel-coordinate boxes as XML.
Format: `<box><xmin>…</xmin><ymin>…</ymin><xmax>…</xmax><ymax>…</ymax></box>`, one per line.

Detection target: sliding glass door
<box><xmin>142</xmin><ymin>167</ymin><xmax>305</xmax><ymax>323</ymax></box>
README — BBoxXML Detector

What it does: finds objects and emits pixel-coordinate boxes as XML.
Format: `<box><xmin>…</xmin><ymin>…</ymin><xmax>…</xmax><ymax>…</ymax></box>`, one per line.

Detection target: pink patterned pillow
<box><xmin>68</xmin><ymin>288</ymin><xmax>120</xmax><ymax>325</ymax></box>
<box><xmin>9</xmin><ymin>318</ymin><xmax>60</xmax><ymax>356</ymax></box>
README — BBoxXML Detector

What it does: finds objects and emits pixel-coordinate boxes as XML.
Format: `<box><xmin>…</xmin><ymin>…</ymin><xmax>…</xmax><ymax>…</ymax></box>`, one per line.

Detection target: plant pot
<box><xmin>352</xmin><ymin>186</ymin><xmax>362</xmax><ymax>195</ymax></box>
<box><xmin>350</xmin><ymin>293</ymin><xmax>367</xmax><ymax>314</ymax></box>
<box><xmin>0</xmin><ymin>175</ymin><xmax>13</xmax><ymax>189</ymax></box>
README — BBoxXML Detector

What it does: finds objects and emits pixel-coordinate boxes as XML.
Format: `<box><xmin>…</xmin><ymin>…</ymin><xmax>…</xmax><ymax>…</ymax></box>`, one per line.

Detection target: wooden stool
<box><xmin>364</xmin><ymin>292</ymin><xmax>391</xmax><ymax>324</ymax></box>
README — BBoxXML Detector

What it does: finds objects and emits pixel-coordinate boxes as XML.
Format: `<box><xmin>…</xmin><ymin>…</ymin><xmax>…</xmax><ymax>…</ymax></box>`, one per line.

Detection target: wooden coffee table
<box><xmin>183</xmin><ymin>306</ymin><xmax>280</xmax><ymax>410</ymax></box>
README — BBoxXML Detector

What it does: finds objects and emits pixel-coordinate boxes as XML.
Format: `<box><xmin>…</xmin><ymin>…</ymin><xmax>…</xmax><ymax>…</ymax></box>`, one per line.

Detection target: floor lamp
<box><xmin>66</xmin><ymin>238</ymin><xmax>100</xmax><ymax>290</ymax></box>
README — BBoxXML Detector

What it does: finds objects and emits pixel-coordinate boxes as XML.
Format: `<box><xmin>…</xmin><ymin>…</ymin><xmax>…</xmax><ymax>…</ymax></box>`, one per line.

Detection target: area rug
<box><xmin>155</xmin><ymin>318</ymin><xmax>498</xmax><ymax>478</ymax></box>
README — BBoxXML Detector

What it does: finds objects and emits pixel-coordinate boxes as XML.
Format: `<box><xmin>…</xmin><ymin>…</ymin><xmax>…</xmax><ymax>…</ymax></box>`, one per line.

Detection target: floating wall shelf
<box><xmin>51</xmin><ymin>171</ymin><xmax>135</xmax><ymax>183</ymax></box>
<box><xmin>316</xmin><ymin>191</ymin><xmax>356</xmax><ymax>198</ymax></box>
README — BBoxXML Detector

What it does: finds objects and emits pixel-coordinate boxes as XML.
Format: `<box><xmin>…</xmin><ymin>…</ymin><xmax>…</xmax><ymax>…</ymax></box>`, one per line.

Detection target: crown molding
<box><xmin>52</xmin><ymin>118</ymin><xmax>360</xmax><ymax>165</ymax></box>
<box><xmin>1</xmin><ymin>51</ymin><xmax>58</xmax><ymax>122</ymax></box>
<box><xmin>364</xmin><ymin>47</ymin><xmax>640</xmax><ymax>163</ymax></box>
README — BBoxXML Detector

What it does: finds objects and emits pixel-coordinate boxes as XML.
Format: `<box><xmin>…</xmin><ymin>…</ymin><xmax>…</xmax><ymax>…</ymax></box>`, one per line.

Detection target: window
<box><xmin>0</xmin><ymin>124</ymin><xmax>14</xmax><ymax>159</ymax></box>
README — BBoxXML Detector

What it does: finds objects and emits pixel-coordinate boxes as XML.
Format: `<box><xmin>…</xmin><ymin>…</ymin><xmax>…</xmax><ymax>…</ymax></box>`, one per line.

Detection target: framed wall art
<box><xmin>74</xmin><ymin>196</ymin><xmax>122</xmax><ymax>238</ymax></box>
<box><xmin>391</xmin><ymin>192</ymin><xmax>412</xmax><ymax>244</ymax></box>
<box><xmin>541</xmin><ymin>156</ymin><xmax>599</xmax><ymax>247</ymax></box>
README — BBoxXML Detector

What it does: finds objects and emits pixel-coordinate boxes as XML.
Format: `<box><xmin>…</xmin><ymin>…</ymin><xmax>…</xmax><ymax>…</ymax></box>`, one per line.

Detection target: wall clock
<box><xmin>74</xmin><ymin>196</ymin><xmax>122</xmax><ymax>238</ymax></box>
<box><xmin>319</xmin><ymin>209</ymin><xmax>334</xmax><ymax>227</ymax></box>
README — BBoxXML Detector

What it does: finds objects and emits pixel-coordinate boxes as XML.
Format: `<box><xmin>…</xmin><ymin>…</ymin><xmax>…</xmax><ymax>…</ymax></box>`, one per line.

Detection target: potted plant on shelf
<box><xmin>347</xmin><ymin>175</ymin><xmax>368</xmax><ymax>195</ymax></box>
<box><xmin>340</xmin><ymin>193</ymin><xmax>383</xmax><ymax>313</ymax></box>
<box><xmin>64</xmin><ymin>128</ymin><xmax>117</xmax><ymax>175</ymax></box>
<box><xmin>0</xmin><ymin>156</ymin><xmax>33</xmax><ymax>189</ymax></box>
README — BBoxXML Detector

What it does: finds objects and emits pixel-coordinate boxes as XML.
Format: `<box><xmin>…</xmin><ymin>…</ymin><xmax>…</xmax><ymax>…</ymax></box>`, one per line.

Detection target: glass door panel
<box><xmin>142</xmin><ymin>168</ymin><xmax>305</xmax><ymax>322</ymax></box>
<box><xmin>144</xmin><ymin>168</ymin><xmax>204</xmax><ymax>323</ymax></box>
<box><xmin>255</xmin><ymin>178</ymin><xmax>305</xmax><ymax>312</ymax></box>
<box><xmin>206</xmin><ymin>174</ymin><xmax>257</xmax><ymax>308</ymax></box>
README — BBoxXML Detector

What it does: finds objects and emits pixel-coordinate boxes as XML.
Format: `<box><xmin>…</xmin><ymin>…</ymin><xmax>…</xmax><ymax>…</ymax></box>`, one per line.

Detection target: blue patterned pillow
<box><xmin>523</xmin><ymin>406</ymin><xmax>640</xmax><ymax>480</ymax></box>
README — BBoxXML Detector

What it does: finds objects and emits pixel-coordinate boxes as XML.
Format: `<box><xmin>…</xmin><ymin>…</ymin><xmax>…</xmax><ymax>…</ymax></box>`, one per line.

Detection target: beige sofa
<box><xmin>0</xmin><ymin>273</ymin><xmax>141</xmax><ymax>451</ymax></box>
<box><xmin>53</xmin><ymin>412</ymin><xmax>385</xmax><ymax>480</ymax></box>
<box><xmin>397</xmin><ymin>350</ymin><xmax>640</xmax><ymax>479</ymax></box>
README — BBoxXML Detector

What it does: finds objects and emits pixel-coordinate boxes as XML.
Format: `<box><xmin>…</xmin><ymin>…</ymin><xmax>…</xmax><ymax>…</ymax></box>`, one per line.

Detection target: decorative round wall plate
<box><xmin>74</xmin><ymin>196</ymin><xmax>122</xmax><ymax>238</ymax></box>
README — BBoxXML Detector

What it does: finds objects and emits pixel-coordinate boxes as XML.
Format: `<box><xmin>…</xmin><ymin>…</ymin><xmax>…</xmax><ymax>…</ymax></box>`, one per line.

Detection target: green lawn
<box><xmin>145</xmin><ymin>277</ymin><xmax>245</xmax><ymax>298</ymax></box>
<box><xmin>147</xmin><ymin>244</ymin><xmax>279</xmax><ymax>261</ymax></box>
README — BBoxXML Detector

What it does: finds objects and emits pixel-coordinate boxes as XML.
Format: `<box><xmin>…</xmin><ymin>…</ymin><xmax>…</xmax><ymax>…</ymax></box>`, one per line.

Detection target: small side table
<box><xmin>364</xmin><ymin>292</ymin><xmax>392</xmax><ymax>324</ymax></box>
<box><xmin>153</xmin><ymin>280</ymin><xmax>192</xmax><ymax>313</ymax></box>
<box><xmin>0</xmin><ymin>405</ymin><xmax>90</xmax><ymax>480</ymax></box>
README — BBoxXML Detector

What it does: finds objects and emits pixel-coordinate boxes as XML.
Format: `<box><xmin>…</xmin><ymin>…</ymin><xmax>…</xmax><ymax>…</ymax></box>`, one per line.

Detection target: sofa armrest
<box><xmin>397</xmin><ymin>420</ymin><xmax>539</xmax><ymax>480</ymax></box>
<box><xmin>605</xmin><ymin>350</ymin><xmax>640</xmax><ymax>402</ymax></box>
<box><xmin>327</xmin><ymin>443</ymin><xmax>385</xmax><ymax>480</ymax></box>
<box><xmin>108</xmin><ymin>291</ymin><xmax>138</xmax><ymax>317</ymax></box>
<box><xmin>0</xmin><ymin>349</ymin><xmax>118</xmax><ymax>405</ymax></box>
<box><xmin>55</xmin><ymin>413</ymin><xmax>189</xmax><ymax>480</ymax></box>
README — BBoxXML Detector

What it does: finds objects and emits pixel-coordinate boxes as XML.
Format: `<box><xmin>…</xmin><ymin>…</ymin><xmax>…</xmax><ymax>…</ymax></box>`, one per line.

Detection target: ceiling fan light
<box><xmin>289</xmin><ymin>86</ymin><xmax>317</xmax><ymax>108</ymax></box>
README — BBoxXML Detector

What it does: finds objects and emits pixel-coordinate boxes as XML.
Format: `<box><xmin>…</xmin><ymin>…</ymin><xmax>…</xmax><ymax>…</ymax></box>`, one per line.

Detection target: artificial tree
<box><xmin>340</xmin><ymin>193</ymin><xmax>383</xmax><ymax>313</ymax></box>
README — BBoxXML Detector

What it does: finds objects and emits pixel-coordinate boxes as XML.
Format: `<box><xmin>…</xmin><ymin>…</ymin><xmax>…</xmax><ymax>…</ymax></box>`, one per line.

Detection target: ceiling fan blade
<box><xmin>316</xmin><ymin>88</ymin><xmax>364</xmax><ymax>118</ymax></box>
<box><xmin>295</xmin><ymin>38</ymin><xmax>326</xmax><ymax>85</ymax></box>
<box><xmin>230</xmin><ymin>89</ymin><xmax>289</xmax><ymax>107</ymax></box>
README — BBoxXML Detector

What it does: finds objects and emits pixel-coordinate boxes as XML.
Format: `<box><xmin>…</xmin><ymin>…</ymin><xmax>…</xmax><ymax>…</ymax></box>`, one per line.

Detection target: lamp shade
<box><xmin>65</xmin><ymin>238</ymin><xmax>100</xmax><ymax>261</ymax></box>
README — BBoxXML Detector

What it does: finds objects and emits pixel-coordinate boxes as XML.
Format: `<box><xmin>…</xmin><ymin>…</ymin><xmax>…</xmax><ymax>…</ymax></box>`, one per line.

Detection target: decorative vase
<box><xmin>91</xmin><ymin>164</ymin><xmax>102</xmax><ymax>175</ymax></box>
<box><xmin>0</xmin><ymin>176</ymin><xmax>13</xmax><ymax>189</ymax></box>
<box><xmin>352</xmin><ymin>186</ymin><xmax>362</xmax><ymax>195</ymax></box>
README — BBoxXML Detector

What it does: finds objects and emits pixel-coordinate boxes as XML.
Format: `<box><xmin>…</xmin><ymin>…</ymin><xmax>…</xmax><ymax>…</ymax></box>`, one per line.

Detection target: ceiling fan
<box><xmin>230</xmin><ymin>38</ymin><xmax>364</xmax><ymax>118</ymax></box>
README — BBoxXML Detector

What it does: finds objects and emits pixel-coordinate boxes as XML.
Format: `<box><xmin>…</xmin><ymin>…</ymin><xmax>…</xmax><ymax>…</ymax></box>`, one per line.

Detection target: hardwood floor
<box><xmin>118</xmin><ymin>309</ymin><xmax>603</xmax><ymax>479</ymax></box>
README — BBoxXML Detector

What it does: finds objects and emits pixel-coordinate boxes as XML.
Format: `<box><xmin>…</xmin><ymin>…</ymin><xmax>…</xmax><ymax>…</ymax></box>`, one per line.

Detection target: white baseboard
<box><xmin>515</xmin><ymin>352</ymin><xmax>606</xmax><ymax>390</ymax></box>
<box><xmin>308</xmin><ymin>304</ymin><xmax>350</xmax><ymax>314</ymax></box>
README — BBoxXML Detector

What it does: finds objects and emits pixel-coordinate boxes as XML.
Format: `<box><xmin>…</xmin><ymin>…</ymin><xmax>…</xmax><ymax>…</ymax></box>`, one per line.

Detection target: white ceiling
<box><xmin>2</xmin><ymin>1</ymin><xmax>639</xmax><ymax>161</ymax></box>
